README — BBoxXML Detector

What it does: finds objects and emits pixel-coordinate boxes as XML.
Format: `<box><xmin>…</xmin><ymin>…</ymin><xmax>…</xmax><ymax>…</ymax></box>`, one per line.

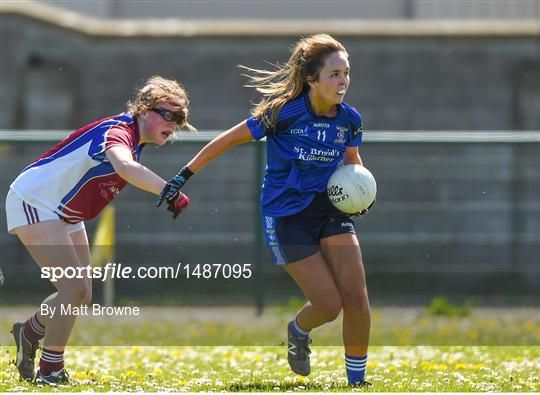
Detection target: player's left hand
<box><xmin>352</xmin><ymin>199</ymin><xmax>375</xmax><ymax>217</ymax></box>
<box><xmin>166</xmin><ymin>191</ymin><xmax>190</xmax><ymax>219</ymax></box>
<box><xmin>157</xmin><ymin>166</ymin><xmax>193</xmax><ymax>208</ymax></box>
<box><xmin>157</xmin><ymin>174</ymin><xmax>187</xmax><ymax>207</ymax></box>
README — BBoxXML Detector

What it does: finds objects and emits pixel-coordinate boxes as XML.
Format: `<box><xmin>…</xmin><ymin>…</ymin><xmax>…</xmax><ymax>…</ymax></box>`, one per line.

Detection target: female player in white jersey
<box><xmin>7</xmin><ymin>76</ymin><xmax>192</xmax><ymax>385</ymax></box>
<box><xmin>159</xmin><ymin>34</ymin><xmax>372</xmax><ymax>386</ymax></box>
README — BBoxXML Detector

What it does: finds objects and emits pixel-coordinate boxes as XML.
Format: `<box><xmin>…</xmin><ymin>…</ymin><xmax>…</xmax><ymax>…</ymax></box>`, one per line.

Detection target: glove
<box><xmin>352</xmin><ymin>199</ymin><xmax>375</xmax><ymax>217</ymax></box>
<box><xmin>166</xmin><ymin>191</ymin><xmax>190</xmax><ymax>219</ymax></box>
<box><xmin>157</xmin><ymin>166</ymin><xmax>194</xmax><ymax>207</ymax></box>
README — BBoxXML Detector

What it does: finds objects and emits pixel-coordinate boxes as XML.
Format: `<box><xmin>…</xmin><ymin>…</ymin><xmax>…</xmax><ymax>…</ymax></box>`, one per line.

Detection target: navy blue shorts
<box><xmin>262</xmin><ymin>193</ymin><xmax>356</xmax><ymax>265</ymax></box>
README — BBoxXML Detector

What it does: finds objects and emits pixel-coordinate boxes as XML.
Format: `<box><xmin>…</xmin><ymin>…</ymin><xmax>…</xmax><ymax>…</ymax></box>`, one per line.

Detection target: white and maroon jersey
<box><xmin>10</xmin><ymin>112</ymin><xmax>143</xmax><ymax>223</ymax></box>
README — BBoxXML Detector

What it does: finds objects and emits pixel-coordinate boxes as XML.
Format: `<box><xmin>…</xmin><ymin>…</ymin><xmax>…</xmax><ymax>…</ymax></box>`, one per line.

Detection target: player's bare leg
<box><xmin>283</xmin><ymin>252</ymin><xmax>343</xmax><ymax>375</ymax></box>
<box><xmin>26</xmin><ymin>227</ymin><xmax>92</xmax><ymax>327</ymax></box>
<box><xmin>13</xmin><ymin>220</ymin><xmax>91</xmax><ymax>383</ymax></box>
<box><xmin>68</xmin><ymin>227</ymin><xmax>93</xmax><ymax>301</ymax></box>
<box><xmin>284</xmin><ymin>251</ymin><xmax>343</xmax><ymax>331</ymax></box>
<box><xmin>321</xmin><ymin>232</ymin><xmax>371</xmax><ymax>385</ymax></box>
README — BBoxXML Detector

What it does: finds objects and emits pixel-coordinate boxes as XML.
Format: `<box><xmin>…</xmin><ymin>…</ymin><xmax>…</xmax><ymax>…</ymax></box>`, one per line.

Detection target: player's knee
<box><xmin>61</xmin><ymin>280</ymin><xmax>91</xmax><ymax>305</ymax></box>
<box><xmin>342</xmin><ymin>286</ymin><xmax>370</xmax><ymax>316</ymax></box>
<box><xmin>316</xmin><ymin>295</ymin><xmax>343</xmax><ymax>323</ymax></box>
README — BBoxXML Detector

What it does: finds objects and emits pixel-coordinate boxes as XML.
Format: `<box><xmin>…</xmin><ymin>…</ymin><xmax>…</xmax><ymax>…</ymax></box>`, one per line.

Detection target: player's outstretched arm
<box><xmin>157</xmin><ymin>121</ymin><xmax>253</xmax><ymax>206</ymax></box>
<box><xmin>106</xmin><ymin>146</ymin><xmax>166</xmax><ymax>195</ymax></box>
<box><xmin>187</xmin><ymin>120</ymin><xmax>253</xmax><ymax>173</ymax></box>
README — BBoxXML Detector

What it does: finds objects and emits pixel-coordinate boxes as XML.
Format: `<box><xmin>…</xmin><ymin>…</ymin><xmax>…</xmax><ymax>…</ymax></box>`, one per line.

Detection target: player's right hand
<box><xmin>166</xmin><ymin>191</ymin><xmax>190</xmax><ymax>219</ymax></box>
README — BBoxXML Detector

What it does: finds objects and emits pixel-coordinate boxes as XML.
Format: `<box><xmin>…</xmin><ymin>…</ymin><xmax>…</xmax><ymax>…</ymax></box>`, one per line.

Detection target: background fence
<box><xmin>1</xmin><ymin>131</ymin><xmax>538</xmax><ymax>307</ymax></box>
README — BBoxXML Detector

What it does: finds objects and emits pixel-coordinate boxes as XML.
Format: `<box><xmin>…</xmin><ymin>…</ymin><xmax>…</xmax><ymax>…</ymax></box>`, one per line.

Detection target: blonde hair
<box><xmin>241</xmin><ymin>34</ymin><xmax>347</xmax><ymax>125</ymax></box>
<box><xmin>127</xmin><ymin>75</ymin><xmax>196</xmax><ymax>133</ymax></box>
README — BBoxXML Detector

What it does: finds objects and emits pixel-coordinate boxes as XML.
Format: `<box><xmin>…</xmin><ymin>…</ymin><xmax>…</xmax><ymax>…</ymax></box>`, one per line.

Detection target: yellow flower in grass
<box><xmin>125</xmin><ymin>370</ymin><xmax>137</xmax><ymax>377</ymax></box>
<box><xmin>469</xmin><ymin>363</ymin><xmax>485</xmax><ymax>370</ymax></box>
<box><xmin>420</xmin><ymin>361</ymin><xmax>432</xmax><ymax>371</ymax></box>
<box><xmin>367</xmin><ymin>361</ymin><xmax>379</xmax><ymax>368</ymax></box>
<box><xmin>178</xmin><ymin>380</ymin><xmax>187</xmax><ymax>386</ymax></box>
<box><xmin>74</xmin><ymin>371</ymin><xmax>88</xmax><ymax>380</ymax></box>
<box><xmin>296</xmin><ymin>375</ymin><xmax>309</xmax><ymax>383</ymax></box>
<box><xmin>420</xmin><ymin>362</ymin><xmax>447</xmax><ymax>371</ymax></box>
<box><xmin>153</xmin><ymin>368</ymin><xmax>164</xmax><ymax>375</ymax></box>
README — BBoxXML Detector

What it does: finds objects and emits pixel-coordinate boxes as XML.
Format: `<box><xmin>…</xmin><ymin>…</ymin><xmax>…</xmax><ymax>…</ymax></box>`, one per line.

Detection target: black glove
<box><xmin>157</xmin><ymin>166</ymin><xmax>194</xmax><ymax>207</ymax></box>
<box><xmin>352</xmin><ymin>199</ymin><xmax>375</xmax><ymax>217</ymax></box>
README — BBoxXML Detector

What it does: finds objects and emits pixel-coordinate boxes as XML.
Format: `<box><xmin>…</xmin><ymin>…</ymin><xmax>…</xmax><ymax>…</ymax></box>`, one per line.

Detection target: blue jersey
<box><xmin>247</xmin><ymin>91</ymin><xmax>363</xmax><ymax>217</ymax></box>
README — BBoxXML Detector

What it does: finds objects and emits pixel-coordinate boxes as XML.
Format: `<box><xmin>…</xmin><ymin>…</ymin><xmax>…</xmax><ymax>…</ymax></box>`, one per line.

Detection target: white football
<box><xmin>327</xmin><ymin>164</ymin><xmax>377</xmax><ymax>214</ymax></box>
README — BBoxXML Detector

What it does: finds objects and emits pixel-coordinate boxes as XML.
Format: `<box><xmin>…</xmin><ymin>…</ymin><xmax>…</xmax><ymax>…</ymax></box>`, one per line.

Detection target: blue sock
<box><xmin>290</xmin><ymin>318</ymin><xmax>309</xmax><ymax>338</ymax></box>
<box><xmin>345</xmin><ymin>354</ymin><xmax>367</xmax><ymax>384</ymax></box>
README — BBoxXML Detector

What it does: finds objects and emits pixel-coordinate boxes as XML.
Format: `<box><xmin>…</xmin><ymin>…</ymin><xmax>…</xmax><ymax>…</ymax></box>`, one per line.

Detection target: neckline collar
<box><xmin>303</xmin><ymin>90</ymin><xmax>342</xmax><ymax>120</ymax></box>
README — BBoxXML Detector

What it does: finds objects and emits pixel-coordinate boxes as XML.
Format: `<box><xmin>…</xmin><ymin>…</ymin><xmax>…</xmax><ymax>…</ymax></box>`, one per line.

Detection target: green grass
<box><xmin>1</xmin><ymin>306</ymin><xmax>539</xmax><ymax>392</ymax></box>
<box><xmin>1</xmin><ymin>346</ymin><xmax>538</xmax><ymax>392</ymax></box>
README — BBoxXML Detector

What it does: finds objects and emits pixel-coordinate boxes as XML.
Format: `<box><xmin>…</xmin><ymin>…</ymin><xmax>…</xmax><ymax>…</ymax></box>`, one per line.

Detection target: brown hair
<box><xmin>127</xmin><ymin>75</ymin><xmax>196</xmax><ymax>132</ymax></box>
<box><xmin>241</xmin><ymin>34</ymin><xmax>347</xmax><ymax>124</ymax></box>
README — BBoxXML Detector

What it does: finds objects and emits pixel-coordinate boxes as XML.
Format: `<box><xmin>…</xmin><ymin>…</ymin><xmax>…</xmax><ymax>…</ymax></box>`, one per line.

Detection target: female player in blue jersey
<box><xmin>7</xmin><ymin>76</ymin><xmax>192</xmax><ymax>385</ymax></box>
<box><xmin>159</xmin><ymin>34</ymin><xmax>372</xmax><ymax>386</ymax></box>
